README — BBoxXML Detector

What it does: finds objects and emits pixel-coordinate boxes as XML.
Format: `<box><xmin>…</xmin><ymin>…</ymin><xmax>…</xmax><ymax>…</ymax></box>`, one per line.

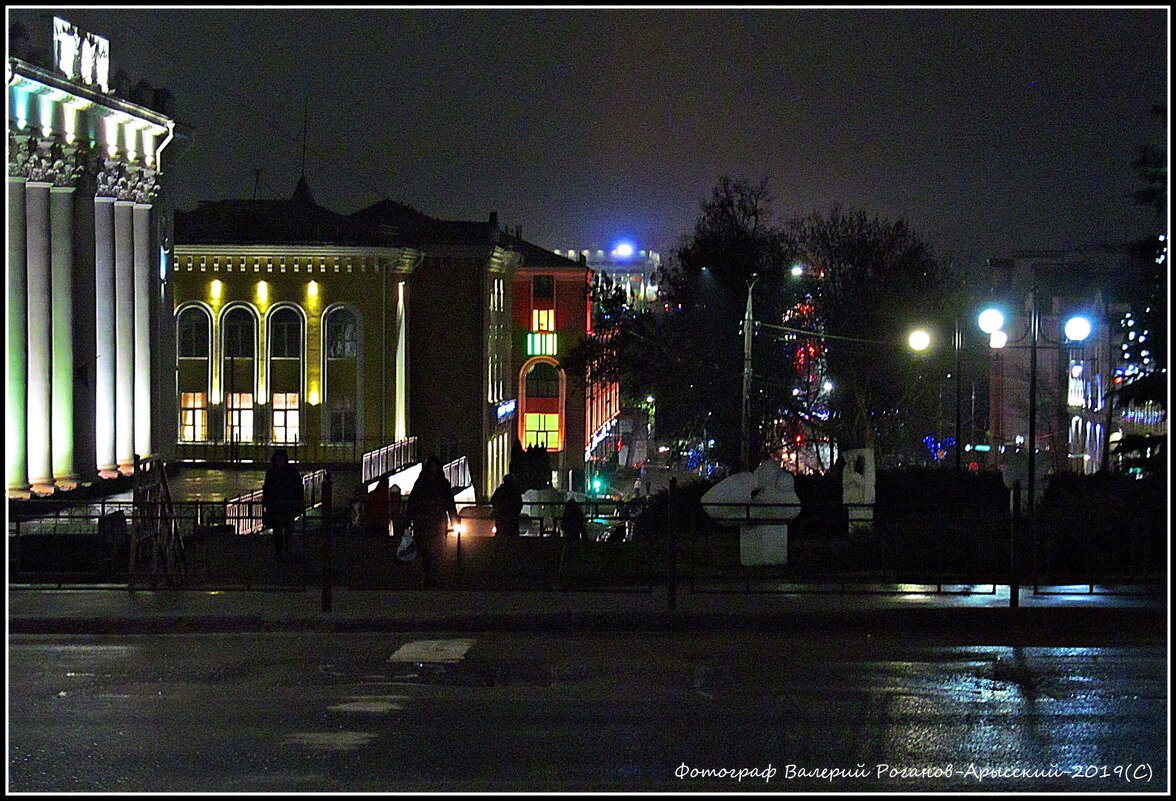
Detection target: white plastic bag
<box><xmin>396</xmin><ymin>528</ymin><xmax>417</xmax><ymax>562</ymax></box>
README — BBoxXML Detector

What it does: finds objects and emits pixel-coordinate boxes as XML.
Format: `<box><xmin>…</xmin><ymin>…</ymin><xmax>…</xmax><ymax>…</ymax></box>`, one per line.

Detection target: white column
<box><xmin>395</xmin><ymin>280</ymin><xmax>408</xmax><ymax>441</ymax></box>
<box><xmin>114</xmin><ymin>200</ymin><xmax>136</xmax><ymax>474</ymax></box>
<box><xmin>51</xmin><ymin>185</ymin><xmax>78</xmax><ymax>489</ymax></box>
<box><xmin>133</xmin><ymin>202</ymin><xmax>153</xmax><ymax>458</ymax></box>
<box><xmin>25</xmin><ymin>181</ymin><xmax>54</xmax><ymax>495</ymax></box>
<box><xmin>94</xmin><ymin>196</ymin><xmax>118</xmax><ymax>477</ymax></box>
<box><xmin>7</xmin><ymin>177</ymin><xmax>31</xmax><ymax>497</ymax></box>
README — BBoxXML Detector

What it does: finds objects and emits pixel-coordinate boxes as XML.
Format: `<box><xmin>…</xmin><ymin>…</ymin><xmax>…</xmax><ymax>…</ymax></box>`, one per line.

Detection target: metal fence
<box><xmin>223</xmin><ymin>468</ymin><xmax>328</xmax><ymax>536</ymax></box>
<box><xmin>177</xmin><ymin>437</ymin><xmax>397</xmax><ymax>466</ymax></box>
<box><xmin>361</xmin><ymin>437</ymin><xmax>418</xmax><ymax>483</ymax></box>
<box><xmin>443</xmin><ymin>456</ymin><xmax>472</xmax><ymax>490</ymax></box>
<box><xmin>9</xmin><ymin>476</ymin><xmax>1165</xmax><ymax>596</ymax></box>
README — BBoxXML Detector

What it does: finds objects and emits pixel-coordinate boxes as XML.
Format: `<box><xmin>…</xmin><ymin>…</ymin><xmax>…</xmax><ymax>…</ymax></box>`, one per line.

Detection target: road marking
<box><xmin>328</xmin><ymin>695</ymin><xmax>409</xmax><ymax>714</ymax></box>
<box><xmin>284</xmin><ymin>731</ymin><xmax>377</xmax><ymax>751</ymax></box>
<box><xmin>388</xmin><ymin>638</ymin><xmax>476</xmax><ymax>664</ymax></box>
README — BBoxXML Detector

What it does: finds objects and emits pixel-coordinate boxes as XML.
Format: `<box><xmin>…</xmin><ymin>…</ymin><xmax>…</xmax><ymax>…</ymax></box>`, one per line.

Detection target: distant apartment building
<box><xmin>986</xmin><ymin>250</ymin><xmax>1134</xmax><ymax>476</ymax></box>
<box><xmin>502</xmin><ymin>234</ymin><xmax>597</xmax><ymax>490</ymax></box>
<box><xmin>558</xmin><ymin>242</ymin><xmax>661</xmax><ymax>311</ymax></box>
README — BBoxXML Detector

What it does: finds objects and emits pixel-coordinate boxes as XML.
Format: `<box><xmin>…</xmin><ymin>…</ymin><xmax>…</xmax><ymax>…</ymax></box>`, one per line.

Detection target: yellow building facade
<box><xmin>172</xmin><ymin>189</ymin><xmax>421</xmax><ymax>462</ymax></box>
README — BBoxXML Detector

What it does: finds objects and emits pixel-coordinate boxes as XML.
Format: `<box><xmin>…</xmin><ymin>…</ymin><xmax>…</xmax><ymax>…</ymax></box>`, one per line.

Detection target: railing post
<box><xmin>1010</xmin><ymin>480</ymin><xmax>1021</xmax><ymax>608</ymax></box>
<box><xmin>667</xmin><ymin>478</ymin><xmax>679</xmax><ymax>612</ymax></box>
<box><xmin>321</xmin><ymin>471</ymin><xmax>334</xmax><ymax>613</ymax></box>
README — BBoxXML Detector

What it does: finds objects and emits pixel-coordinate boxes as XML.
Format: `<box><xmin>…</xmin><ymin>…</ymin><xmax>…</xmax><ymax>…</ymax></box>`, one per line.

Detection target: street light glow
<box><xmin>977</xmin><ymin>308</ymin><xmax>1004</xmax><ymax>334</ymax></box>
<box><xmin>790</xmin><ymin>264</ymin><xmax>804</xmax><ymax>277</ymax></box>
<box><xmin>908</xmin><ymin>329</ymin><xmax>931</xmax><ymax>352</ymax></box>
<box><xmin>989</xmin><ymin>330</ymin><xmax>1008</xmax><ymax>349</ymax></box>
<box><xmin>1064</xmin><ymin>316</ymin><xmax>1092</xmax><ymax>342</ymax></box>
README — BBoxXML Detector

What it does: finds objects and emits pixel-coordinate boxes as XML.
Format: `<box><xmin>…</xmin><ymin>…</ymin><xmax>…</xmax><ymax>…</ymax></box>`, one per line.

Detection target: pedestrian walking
<box><xmin>262</xmin><ymin>448</ymin><xmax>304</xmax><ymax>557</ymax></box>
<box><xmin>491</xmin><ymin>473</ymin><xmax>524</xmax><ymax>537</ymax></box>
<box><xmin>405</xmin><ymin>455</ymin><xmax>457</xmax><ymax>587</ymax></box>
<box><xmin>388</xmin><ymin>484</ymin><xmax>405</xmax><ymax>539</ymax></box>
<box><xmin>558</xmin><ymin>497</ymin><xmax>587</xmax><ymax>585</ymax></box>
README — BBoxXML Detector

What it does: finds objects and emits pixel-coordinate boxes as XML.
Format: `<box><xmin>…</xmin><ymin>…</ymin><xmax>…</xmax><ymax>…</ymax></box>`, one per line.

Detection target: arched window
<box><xmin>525</xmin><ymin>362</ymin><xmax>560</xmax><ymax>398</ymax></box>
<box><xmin>325</xmin><ymin>307</ymin><xmax>358</xmax><ymax>358</ymax></box>
<box><xmin>222</xmin><ymin>307</ymin><xmax>256</xmax><ymax>442</ymax></box>
<box><xmin>269</xmin><ymin>307</ymin><xmax>302</xmax><ymax>359</ymax></box>
<box><xmin>223</xmin><ymin>307</ymin><xmax>254</xmax><ymax>359</ymax></box>
<box><xmin>176</xmin><ymin>306</ymin><xmax>210</xmax><ymax>358</ymax></box>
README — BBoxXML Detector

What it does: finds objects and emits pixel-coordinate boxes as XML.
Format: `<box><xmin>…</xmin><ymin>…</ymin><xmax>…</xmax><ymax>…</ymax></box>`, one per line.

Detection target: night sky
<box><xmin>10</xmin><ymin>7</ymin><xmax>1168</xmax><ymax>266</ymax></box>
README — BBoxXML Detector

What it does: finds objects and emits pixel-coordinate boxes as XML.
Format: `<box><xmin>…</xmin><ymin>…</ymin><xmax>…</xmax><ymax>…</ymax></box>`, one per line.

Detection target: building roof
<box><xmin>499</xmin><ymin>233</ymin><xmax>584</xmax><ymax>271</ymax></box>
<box><xmin>348</xmin><ymin>199</ymin><xmax>498</xmax><ymax>248</ymax></box>
<box><xmin>176</xmin><ymin>176</ymin><xmax>397</xmax><ymax>247</ymax></box>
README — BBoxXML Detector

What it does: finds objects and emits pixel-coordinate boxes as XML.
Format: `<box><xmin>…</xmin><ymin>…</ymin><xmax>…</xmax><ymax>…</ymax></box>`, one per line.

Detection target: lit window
<box><xmin>179</xmin><ymin>392</ymin><xmax>207</xmax><ymax>442</ymax></box>
<box><xmin>532</xmin><ymin>309</ymin><xmax>556</xmax><ymax>332</ymax></box>
<box><xmin>272</xmin><ymin>392</ymin><xmax>300</xmax><ymax>444</ymax></box>
<box><xmin>226</xmin><ymin>393</ymin><xmax>254</xmax><ymax>442</ymax></box>
<box><xmin>526</xmin><ymin>332</ymin><xmax>558</xmax><ymax>356</ymax></box>
<box><xmin>524</xmin><ymin>413</ymin><xmax>561</xmax><ymax>451</ymax></box>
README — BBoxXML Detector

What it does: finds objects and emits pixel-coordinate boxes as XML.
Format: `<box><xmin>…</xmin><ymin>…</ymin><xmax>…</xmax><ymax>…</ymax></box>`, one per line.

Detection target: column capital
<box><xmin>13</xmin><ymin>136</ymin><xmax>87</xmax><ymax>187</ymax></box>
<box><xmin>96</xmin><ymin>160</ymin><xmax>159</xmax><ymax>204</ymax></box>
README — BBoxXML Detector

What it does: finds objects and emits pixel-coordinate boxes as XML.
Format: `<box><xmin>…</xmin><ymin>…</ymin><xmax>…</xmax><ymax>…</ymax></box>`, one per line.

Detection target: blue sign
<box><xmin>496</xmin><ymin>399</ymin><xmax>517</xmax><ymax>422</ymax></box>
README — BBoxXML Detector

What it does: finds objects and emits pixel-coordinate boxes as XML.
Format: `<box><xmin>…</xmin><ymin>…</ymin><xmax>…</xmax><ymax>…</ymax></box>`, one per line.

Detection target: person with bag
<box><xmin>262</xmin><ymin>449</ymin><xmax>304</xmax><ymax>558</ymax></box>
<box><xmin>404</xmin><ymin>455</ymin><xmax>457</xmax><ymax>587</ymax></box>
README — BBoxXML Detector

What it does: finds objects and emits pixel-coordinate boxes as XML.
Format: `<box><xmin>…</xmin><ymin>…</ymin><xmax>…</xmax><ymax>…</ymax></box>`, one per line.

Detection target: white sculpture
<box><xmin>702</xmin><ymin>461</ymin><xmax>800</xmax><ymax>566</ymax></box>
<box><xmin>841</xmin><ymin>448</ymin><xmax>876</xmax><ymax>532</ymax></box>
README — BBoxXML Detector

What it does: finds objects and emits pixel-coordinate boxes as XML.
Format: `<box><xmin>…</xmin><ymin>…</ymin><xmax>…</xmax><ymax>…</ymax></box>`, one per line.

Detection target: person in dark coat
<box><xmin>405</xmin><ymin>455</ymin><xmax>457</xmax><ymax>586</ymax></box>
<box><xmin>262</xmin><ymin>449</ymin><xmax>304</xmax><ymax>557</ymax></box>
<box><xmin>490</xmin><ymin>474</ymin><xmax>524</xmax><ymax>537</ymax></box>
<box><xmin>558</xmin><ymin>498</ymin><xmax>588</xmax><ymax>585</ymax></box>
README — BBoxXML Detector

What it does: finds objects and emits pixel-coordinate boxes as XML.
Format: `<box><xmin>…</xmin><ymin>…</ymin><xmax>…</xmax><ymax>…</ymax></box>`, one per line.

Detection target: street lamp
<box><xmin>979</xmin><ymin>295</ymin><xmax>1091</xmax><ymax>608</ymax></box>
<box><xmin>741</xmin><ymin>273</ymin><xmax>761</xmax><ymax>472</ymax></box>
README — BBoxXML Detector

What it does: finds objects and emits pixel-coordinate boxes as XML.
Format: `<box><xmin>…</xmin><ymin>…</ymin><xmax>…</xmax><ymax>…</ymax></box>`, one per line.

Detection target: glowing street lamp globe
<box><xmin>1064</xmin><ymin>316</ymin><xmax>1092</xmax><ymax>342</ymax></box>
<box><xmin>908</xmin><ymin>329</ymin><xmax>931</xmax><ymax>352</ymax></box>
<box><xmin>989</xmin><ymin>330</ymin><xmax>1008</xmax><ymax>349</ymax></box>
<box><xmin>977</xmin><ymin>308</ymin><xmax>1004</xmax><ymax>335</ymax></box>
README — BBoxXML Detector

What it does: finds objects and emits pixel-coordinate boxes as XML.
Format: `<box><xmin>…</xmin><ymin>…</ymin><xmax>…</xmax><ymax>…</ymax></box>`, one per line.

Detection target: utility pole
<box><xmin>741</xmin><ymin>273</ymin><xmax>760</xmax><ymax>472</ymax></box>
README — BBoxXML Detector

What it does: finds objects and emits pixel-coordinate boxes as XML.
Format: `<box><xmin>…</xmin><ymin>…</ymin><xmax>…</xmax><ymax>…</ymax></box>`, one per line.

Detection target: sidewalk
<box><xmin>8</xmin><ymin>582</ymin><xmax>1168</xmax><ymax>645</ymax></box>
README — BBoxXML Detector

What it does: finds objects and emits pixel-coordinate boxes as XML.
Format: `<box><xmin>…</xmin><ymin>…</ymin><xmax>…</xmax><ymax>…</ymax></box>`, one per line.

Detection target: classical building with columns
<box><xmin>7</xmin><ymin>23</ymin><xmax>177</xmax><ymax>498</ymax></box>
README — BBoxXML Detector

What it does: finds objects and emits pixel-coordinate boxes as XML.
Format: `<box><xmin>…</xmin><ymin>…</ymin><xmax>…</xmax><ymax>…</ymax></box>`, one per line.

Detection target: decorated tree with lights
<box><xmin>785</xmin><ymin>207</ymin><xmax>948</xmax><ymax>462</ymax></box>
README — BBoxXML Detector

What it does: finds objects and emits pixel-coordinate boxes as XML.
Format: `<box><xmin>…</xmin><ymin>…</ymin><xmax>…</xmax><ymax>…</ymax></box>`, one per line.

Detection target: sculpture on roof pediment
<box><xmin>21</xmin><ymin>137</ymin><xmax>58</xmax><ymax>183</ymax></box>
<box><xmin>96</xmin><ymin>159</ymin><xmax>123</xmax><ymax>198</ymax></box>
<box><xmin>8</xmin><ymin>131</ymin><xmax>33</xmax><ymax>178</ymax></box>
<box><xmin>48</xmin><ymin>139</ymin><xmax>87</xmax><ymax>188</ymax></box>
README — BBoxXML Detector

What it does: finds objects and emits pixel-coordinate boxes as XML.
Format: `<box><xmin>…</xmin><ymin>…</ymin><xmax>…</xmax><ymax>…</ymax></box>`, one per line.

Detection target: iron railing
<box><xmin>361</xmin><ymin>437</ymin><xmax>418</xmax><ymax>483</ymax></box>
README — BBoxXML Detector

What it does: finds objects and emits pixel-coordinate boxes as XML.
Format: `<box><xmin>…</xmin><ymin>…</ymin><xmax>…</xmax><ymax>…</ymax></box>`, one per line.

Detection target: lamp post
<box><xmin>979</xmin><ymin>296</ymin><xmax>1092</xmax><ymax>607</ymax></box>
<box><xmin>740</xmin><ymin>273</ymin><xmax>760</xmax><ymax>472</ymax></box>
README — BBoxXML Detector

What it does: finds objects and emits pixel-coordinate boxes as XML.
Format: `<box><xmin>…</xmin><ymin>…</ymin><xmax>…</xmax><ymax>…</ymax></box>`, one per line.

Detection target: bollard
<box><xmin>321</xmin><ymin>471</ymin><xmax>333</xmax><ymax>613</ymax></box>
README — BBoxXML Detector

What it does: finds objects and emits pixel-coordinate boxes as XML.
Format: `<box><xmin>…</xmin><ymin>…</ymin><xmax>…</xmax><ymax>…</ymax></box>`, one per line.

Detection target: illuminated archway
<box><xmin>517</xmin><ymin>356</ymin><xmax>566</xmax><ymax>452</ymax></box>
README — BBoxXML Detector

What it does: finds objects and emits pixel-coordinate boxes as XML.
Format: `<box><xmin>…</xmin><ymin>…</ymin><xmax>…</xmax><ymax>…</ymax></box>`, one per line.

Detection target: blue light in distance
<box><xmin>611</xmin><ymin>240</ymin><xmax>635</xmax><ymax>259</ymax></box>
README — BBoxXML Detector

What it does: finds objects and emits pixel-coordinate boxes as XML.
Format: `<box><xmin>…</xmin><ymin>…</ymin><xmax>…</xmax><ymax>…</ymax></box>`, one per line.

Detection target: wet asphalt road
<box><xmin>8</xmin><ymin>631</ymin><xmax>1167</xmax><ymax>792</ymax></box>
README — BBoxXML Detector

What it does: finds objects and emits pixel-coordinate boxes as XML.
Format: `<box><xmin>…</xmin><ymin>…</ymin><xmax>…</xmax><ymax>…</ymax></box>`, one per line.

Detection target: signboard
<box><xmin>53</xmin><ymin>17</ymin><xmax>110</xmax><ymax>93</ymax></box>
<box><xmin>495</xmin><ymin>399</ymin><xmax>517</xmax><ymax>422</ymax></box>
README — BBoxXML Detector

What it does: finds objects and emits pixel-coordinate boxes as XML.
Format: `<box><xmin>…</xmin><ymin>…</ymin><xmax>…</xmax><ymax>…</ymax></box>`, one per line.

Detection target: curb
<box><xmin>9</xmin><ymin>607</ymin><xmax>1167</xmax><ymax>643</ymax></box>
